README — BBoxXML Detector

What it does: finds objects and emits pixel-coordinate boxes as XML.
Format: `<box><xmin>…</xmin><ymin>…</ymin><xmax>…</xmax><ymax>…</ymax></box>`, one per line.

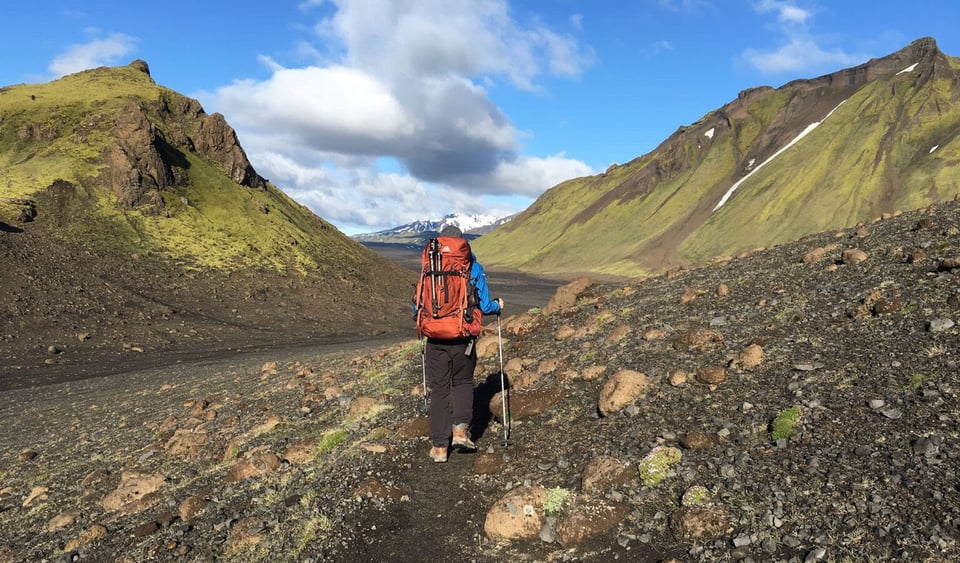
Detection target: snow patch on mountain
<box><xmin>713</xmin><ymin>99</ymin><xmax>847</xmax><ymax>212</ymax></box>
<box><xmin>352</xmin><ymin>213</ymin><xmax>512</xmax><ymax>241</ymax></box>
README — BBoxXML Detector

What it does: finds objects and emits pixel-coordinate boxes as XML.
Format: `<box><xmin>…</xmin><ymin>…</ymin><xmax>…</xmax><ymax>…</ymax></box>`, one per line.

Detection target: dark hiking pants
<box><xmin>425</xmin><ymin>339</ymin><xmax>476</xmax><ymax>447</ymax></box>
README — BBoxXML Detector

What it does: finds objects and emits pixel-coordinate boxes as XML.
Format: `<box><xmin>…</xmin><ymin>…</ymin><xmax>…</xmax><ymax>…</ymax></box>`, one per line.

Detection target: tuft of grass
<box><xmin>906</xmin><ymin>373</ymin><xmax>927</xmax><ymax>391</ymax></box>
<box><xmin>543</xmin><ymin>487</ymin><xmax>571</xmax><ymax>516</ymax></box>
<box><xmin>317</xmin><ymin>430</ymin><xmax>347</xmax><ymax>457</ymax></box>
<box><xmin>771</xmin><ymin>406</ymin><xmax>801</xmax><ymax>441</ymax></box>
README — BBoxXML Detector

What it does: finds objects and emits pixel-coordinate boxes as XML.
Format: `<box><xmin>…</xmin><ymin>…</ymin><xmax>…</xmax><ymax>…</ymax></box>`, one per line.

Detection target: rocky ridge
<box><xmin>2</xmin><ymin>199</ymin><xmax>960</xmax><ymax>561</ymax></box>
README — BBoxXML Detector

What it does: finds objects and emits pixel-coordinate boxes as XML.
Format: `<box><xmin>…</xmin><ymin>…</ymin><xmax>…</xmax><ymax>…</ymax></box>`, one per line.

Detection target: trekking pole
<box><xmin>498</xmin><ymin>313</ymin><xmax>508</xmax><ymax>445</ymax></box>
<box><xmin>421</xmin><ymin>338</ymin><xmax>429</xmax><ymax>413</ymax></box>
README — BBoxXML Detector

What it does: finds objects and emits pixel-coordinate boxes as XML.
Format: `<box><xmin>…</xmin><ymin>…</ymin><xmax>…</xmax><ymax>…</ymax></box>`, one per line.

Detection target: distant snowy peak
<box><xmin>353</xmin><ymin>213</ymin><xmax>513</xmax><ymax>241</ymax></box>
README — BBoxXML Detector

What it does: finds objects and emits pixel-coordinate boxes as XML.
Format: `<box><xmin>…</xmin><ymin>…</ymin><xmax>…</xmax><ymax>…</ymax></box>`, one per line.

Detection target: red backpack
<box><xmin>414</xmin><ymin>236</ymin><xmax>482</xmax><ymax>339</ymax></box>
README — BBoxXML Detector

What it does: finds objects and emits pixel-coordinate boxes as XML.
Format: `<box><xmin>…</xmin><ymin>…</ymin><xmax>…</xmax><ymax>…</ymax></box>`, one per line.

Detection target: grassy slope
<box><xmin>0</xmin><ymin>64</ymin><xmax>377</xmax><ymax>275</ymax></box>
<box><xmin>686</xmin><ymin>60</ymin><xmax>960</xmax><ymax>263</ymax></box>
<box><xmin>475</xmin><ymin>52</ymin><xmax>960</xmax><ymax>278</ymax></box>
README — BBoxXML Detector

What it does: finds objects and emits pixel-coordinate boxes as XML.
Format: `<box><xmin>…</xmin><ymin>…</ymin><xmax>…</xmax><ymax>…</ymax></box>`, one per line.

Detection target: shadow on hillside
<box><xmin>472</xmin><ymin>369</ymin><xmax>510</xmax><ymax>443</ymax></box>
<box><xmin>0</xmin><ymin>222</ymin><xmax>23</xmax><ymax>233</ymax></box>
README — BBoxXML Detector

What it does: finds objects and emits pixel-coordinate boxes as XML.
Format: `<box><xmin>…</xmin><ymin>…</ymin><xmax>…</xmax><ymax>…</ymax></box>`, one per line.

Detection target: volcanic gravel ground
<box><xmin>1</xmin><ymin>202</ymin><xmax>960</xmax><ymax>562</ymax></box>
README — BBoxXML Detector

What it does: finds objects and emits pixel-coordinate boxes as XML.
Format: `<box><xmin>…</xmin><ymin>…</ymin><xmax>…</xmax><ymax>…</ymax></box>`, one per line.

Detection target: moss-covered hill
<box><xmin>1</xmin><ymin>60</ymin><xmax>382</xmax><ymax>274</ymax></box>
<box><xmin>0</xmin><ymin>61</ymin><xmax>415</xmax><ymax>381</ymax></box>
<box><xmin>474</xmin><ymin>37</ymin><xmax>960</xmax><ymax>278</ymax></box>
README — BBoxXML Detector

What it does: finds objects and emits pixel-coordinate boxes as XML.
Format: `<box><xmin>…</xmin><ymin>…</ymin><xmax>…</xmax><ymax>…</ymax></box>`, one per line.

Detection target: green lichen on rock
<box><xmin>638</xmin><ymin>446</ymin><xmax>682</xmax><ymax>486</ymax></box>
<box><xmin>771</xmin><ymin>406</ymin><xmax>801</xmax><ymax>441</ymax></box>
<box><xmin>681</xmin><ymin>485</ymin><xmax>712</xmax><ymax>507</ymax></box>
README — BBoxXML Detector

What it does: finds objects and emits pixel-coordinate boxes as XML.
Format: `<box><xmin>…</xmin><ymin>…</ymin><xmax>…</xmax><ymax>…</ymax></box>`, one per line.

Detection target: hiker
<box><xmin>414</xmin><ymin>225</ymin><xmax>503</xmax><ymax>463</ymax></box>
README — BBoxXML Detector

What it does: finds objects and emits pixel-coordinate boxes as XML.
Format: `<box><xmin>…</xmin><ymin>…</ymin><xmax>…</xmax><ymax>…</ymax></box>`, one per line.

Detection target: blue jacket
<box><xmin>470</xmin><ymin>255</ymin><xmax>501</xmax><ymax>315</ymax></box>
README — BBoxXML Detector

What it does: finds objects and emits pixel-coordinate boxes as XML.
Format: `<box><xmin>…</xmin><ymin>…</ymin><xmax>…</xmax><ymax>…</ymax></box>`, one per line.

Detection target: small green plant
<box><xmin>906</xmin><ymin>373</ymin><xmax>927</xmax><ymax>391</ymax></box>
<box><xmin>317</xmin><ymin>430</ymin><xmax>347</xmax><ymax>456</ymax></box>
<box><xmin>543</xmin><ymin>487</ymin><xmax>571</xmax><ymax>516</ymax></box>
<box><xmin>771</xmin><ymin>406</ymin><xmax>801</xmax><ymax>441</ymax></box>
<box><xmin>638</xmin><ymin>446</ymin><xmax>682</xmax><ymax>486</ymax></box>
<box><xmin>681</xmin><ymin>485</ymin><xmax>711</xmax><ymax>507</ymax></box>
<box><xmin>594</xmin><ymin>312</ymin><xmax>615</xmax><ymax>327</ymax></box>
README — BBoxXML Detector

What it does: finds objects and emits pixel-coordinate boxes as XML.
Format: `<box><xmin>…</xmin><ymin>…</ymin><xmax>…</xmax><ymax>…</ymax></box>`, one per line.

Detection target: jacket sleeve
<box><xmin>471</xmin><ymin>259</ymin><xmax>501</xmax><ymax>315</ymax></box>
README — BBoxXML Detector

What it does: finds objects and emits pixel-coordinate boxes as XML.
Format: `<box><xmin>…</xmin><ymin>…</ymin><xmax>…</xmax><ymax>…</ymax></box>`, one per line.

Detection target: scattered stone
<box><xmin>669</xmin><ymin>506</ymin><xmax>732</xmax><ymax>542</ymax></box>
<box><xmin>543</xmin><ymin>277</ymin><xmax>592</xmax><ymax>315</ymax></box>
<box><xmin>696</xmin><ymin>366</ymin><xmax>727</xmax><ymax>385</ymax></box>
<box><xmin>101</xmin><ymin>472</ymin><xmax>165</xmax><ymax>515</ymax></box>
<box><xmin>939</xmin><ymin>257</ymin><xmax>960</xmax><ymax>270</ymax></box>
<box><xmin>580</xmin><ymin>365</ymin><xmax>606</xmax><ymax>381</ymax></box>
<box><xmin>680</xmin><ymin>432</ymin><xmax>715</xmax><ymax>450</ymax></box>
<box><xmin>680</xmin><ymin>288</ymin><xmax>699</xmax><ymax>304</ymax></box>
<box><xmin>165</xmin><ymin>429</ymin><xmax>209</xmax><ymax>458</ymax></box>
<box><xmin>673</xmin><ymin>328</ymin><xmax>723</xmax><ymax>352</ymax></box>
<box><xmin>598</xmin><ymin>370</ymin><xmax>650</xmax><ymax>416</ymax></box>
<box><xmin>669</xmin><ymin>370</ymin><xmax>688</xmax><ymax>387</ymax></box>
<box><xmin>802</xmin><ymin>244</ymin><xmax>838</xmax><ymax>264</ymax></box>
<box><xmin>47</xmin><ymin>511</ymin><xmax>79</xmax><ymax>532</ymax></box>
<box><xmin>17</xmin><ymin>449</ymin><xmax>38</xmax><ymax>462</ymax></box>
<box><xmin>133</xmin><ymin>520</ymin><xmax>161</xmax><ymax>537</ymax></box>
<box><xmin>225</xmin><ymin>517</ymin><xmax>267</xmax><ymax>556</ymax></box>
<box><xmin>554</xmin><ymin>325</ymin><xmax>576</xmax><ymax>340</ymax></box>
<box><xmin>642</xmin><ymin>328</ymin><xmax>665</xmax><ymax>340</ymax></box>
<box><xmin>581</xmin><ymin>456</ymin><xmax>634</xmax><ymax>494</ymax></box>
<box><xmin>603</xmin><ymin>325</ymin><xmax>631</xmax><ymax>346</ymax></box>
<box><xmin>178</xmin><ymin>496</ymin><xmax>209</xmax><ymax>522</ymax></box>
<box><xmin>842</xmin><ymin>248</ymin><xmax>869</xmax><ymax>265</ymax></box>
<box><xmin>927</xmin><ymin>318</ymin><xmax>955</xmax><ymax>333</ymax></box>
<box><xmin>348</xmin><ymin>396</ymin><xmax>378</xmax><ymax>418</ymax></box>
<box><xmin>555</xmin><ymin>497</ymin><xmax>629</xmax><ymax>547</ymax></box>
<box><xmin>484</xmin><ymin>486</ymin><xmax>548</xmax><ymax>540</ymax></box>
<box><xmin>716</xmin><ymin>283</ymin><xmax>730</xmax><ymax>297</ymax></box>
<box><xmin>872</xmin><ymin>298</ymin><xmax>903</xmax><ymax>315</ymax></box>
<box><xmin>23</xmin><ymin>486</ymin><xmax>48</xmax><ymax>507</ymax></box>
<box><xmin>734</xmin><ymin>344</ymin><xmax>764</xmax><ymax>370</ymax></box>
<box><xmin>63</xmin><ymin>524</ymin><xmax>108</xmax><ymax>553</ymax></box>
<box><xmin>880</xmin><ymin>408</ymin><xmax>903</xmax><ymax>420</ymax></box>
<box><xmin>225</xmin><ymin>452</ymin><xmax>280</xmax><ymax>483</ymax></box>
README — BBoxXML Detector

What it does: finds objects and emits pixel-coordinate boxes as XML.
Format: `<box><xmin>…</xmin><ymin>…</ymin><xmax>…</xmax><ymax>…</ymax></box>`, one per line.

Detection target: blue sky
<box><xmin>2</xmin><ymin>1</ymin><xmax>958</xmax><ymax>235</ymax></box>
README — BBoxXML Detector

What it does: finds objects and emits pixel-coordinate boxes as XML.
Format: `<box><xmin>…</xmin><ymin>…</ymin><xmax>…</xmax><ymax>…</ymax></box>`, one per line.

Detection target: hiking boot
<box><xmin>429</xmin><ymin>446</ymin><xmax>448</xmax><ymax>463</ymax></box>
<box><xmin>451</xmin><ymin>424</ymin><xmax>477</xmax><ymax>452</ymax></box>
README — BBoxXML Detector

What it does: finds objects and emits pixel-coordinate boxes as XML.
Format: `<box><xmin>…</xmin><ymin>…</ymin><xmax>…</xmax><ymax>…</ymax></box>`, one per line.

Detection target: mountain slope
<box><xmin>0</xmin><ymin>61</ymin><xmax>414</xmax><ymax>381</ymax></box>
<box><xmin>474</xmin><ymin>37</ymin><xmax>960</xmax><ymax>277</ymax></box>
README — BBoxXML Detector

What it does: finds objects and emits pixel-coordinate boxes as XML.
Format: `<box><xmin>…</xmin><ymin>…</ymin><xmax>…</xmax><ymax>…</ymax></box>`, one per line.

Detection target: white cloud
<box><xmin>200</xmin><ymin>0</ymin><xmax>594</xmax><ymax>233</ymax></box>
<box><xmin>741</xmin><ymin>36</ymin><xmax>863</xmax><ymax>74</ymax></box>
<box><xmin>48</xmin><ymin>33</ymin><xmax>138</xmax><ymax>77</ymax></box>
<box><xmin>658</xmin><ymin>0</ymin><xmax>713</xmax><ymax>12</ymax></box>
<box><xmin>741</xmin><ymin>1</ymin><xmax>864</xmax><ymax>75</ymax></box>
<box><xmin>755</xmin><ymin>0</ymin><xmax>811</xmax><ymax>25</ymax></box>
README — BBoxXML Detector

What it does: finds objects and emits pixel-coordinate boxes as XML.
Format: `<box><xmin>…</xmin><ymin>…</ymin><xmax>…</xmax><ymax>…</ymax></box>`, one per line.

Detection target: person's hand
<box><xmin>496</xmin><ymin>298</ymin><xmax>504</xmax><ymax>312</ymax></box>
